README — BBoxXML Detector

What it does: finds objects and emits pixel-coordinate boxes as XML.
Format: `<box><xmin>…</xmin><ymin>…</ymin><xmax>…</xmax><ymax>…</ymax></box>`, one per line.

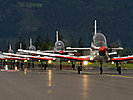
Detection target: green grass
<box><xmin>87</xmin><ymin>62</ymin><xmax>133</xmax><ymax>69</ymax></box>
<box><xmin>121</xmin><ymin>63</ymin><xmax>133</xmax><ymax>69</ymax></box>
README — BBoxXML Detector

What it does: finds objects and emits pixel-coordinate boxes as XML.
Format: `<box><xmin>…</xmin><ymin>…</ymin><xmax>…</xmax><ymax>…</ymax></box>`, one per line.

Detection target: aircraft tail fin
<box><xmin>56</xmin><ymin>31</ymin><xmax>59</xmax><ymax>42</ymax></box>
<box><xmin>20</xmin><ymin>43</ymin><xmax>22</xmax><ymax>49</ymax></box>
<box><xmin>30</xmin><ymin>38</ymin><xmax>32</xmax><ymax>47</ymax></box>
<box><xmin>8</xmin><ymin>44</ymin><xmax>14</xmax><ymax>53</ymax></box>
<box><xmin>94</xmin><ymin>20</ymin><xmax>97</xmax><ymax>35</ymax></box>
<box><xmin>9</xmin><ymin>44</ymin><xmax>12</xmax><ymax>51</ymax></box>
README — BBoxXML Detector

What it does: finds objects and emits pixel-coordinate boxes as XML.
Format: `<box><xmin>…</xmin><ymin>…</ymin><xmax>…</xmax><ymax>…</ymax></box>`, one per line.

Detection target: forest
<box><xmin>0</xmin><ymin>0</ymin><xmax>133</xmax><ymax>55</ymax></box>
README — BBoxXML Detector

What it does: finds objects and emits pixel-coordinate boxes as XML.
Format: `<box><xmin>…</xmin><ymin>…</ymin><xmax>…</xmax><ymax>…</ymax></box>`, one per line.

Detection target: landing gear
<box><xmin>60</xmin><ymin>60</ymin><xmax>62</xmax><ymax>70</ymax></box>
<box><xmin>78</xmin><ymin>62</ymin><xmax>82</xmax><ymax>74</ymax></box>
<box><xmin>118</xmin><ymin>66</ymin><xmax>121</xmax><ymax>74</ymax></box>
<box><xmin>32</xmin><ymin>61</ymin><xmax>34</xmax><ymax>68</ymax></box>
<box><xmin>78</xmin><ymin>66</ymin><xmax>80</xmax><ymax>74</ymax></box>
<box><xmin>44</xmin><ymin>62</ymin><xmax>48</xmax><ymax>70</ymax></box>
<box><xmin>71</xmin><ymin>61</ymin><xmax>75</xmax><ymax>70</ymax></box>
<box><xmin>116</xmin><ymin>62</ymin><xmax>121</xmax><ymax>74</ymax></box>
<box><xmin>100</xmin><ymin>62</ymin><xmax>103</xmax><ymax>74</ymax></box>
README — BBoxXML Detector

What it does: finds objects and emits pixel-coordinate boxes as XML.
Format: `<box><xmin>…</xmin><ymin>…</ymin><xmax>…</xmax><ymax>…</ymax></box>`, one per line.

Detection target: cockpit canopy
<box><xmin>54</xmin><ymin>41</ymin><xmax>65</xmax><ymax>51</ymax></box>
<box><xmin>8</xmin><ymin>49</ymin><xmax>14</xmax><ymax>53</ymax></box>
<box><xmin>93</xmin><ymin>33</ymin><xmax>107</xmax><ymax>47</ymax></box>
<box><xmin>29</xmin><ymin>45</ymin><xmax>36</xmax><ymax>51</ymax></box>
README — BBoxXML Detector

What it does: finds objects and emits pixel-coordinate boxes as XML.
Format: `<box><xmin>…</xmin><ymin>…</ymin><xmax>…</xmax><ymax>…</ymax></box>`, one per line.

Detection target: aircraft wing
<box><xmin>18</xmin><ymin>49</ymin><xmax>90</xmax><ymax>61</ymax></box>
<box><xmin>0</xmin><ymin>53</ymin><xmax>28</xmax><ymax>60</ymax></box>
<box><xmin>110</xmin><ymin>55</ymin><xmax>133</xmax><ymax>61</ymax></box>
<box><xmin>3</xmin><ymin>52</ymin><xmax>55</xmax><ymax>61</ymax></box>
<box><xmin>7</xmin><ymin>57</ymin><xmax>28</xmax><ymax>60</ymax></box>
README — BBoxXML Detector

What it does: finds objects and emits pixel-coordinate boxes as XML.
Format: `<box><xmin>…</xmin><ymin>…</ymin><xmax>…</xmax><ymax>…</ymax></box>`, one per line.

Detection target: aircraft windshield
<box><xmin>54</xmin><ymin>41</ymin><xmax>65</xmax><ymax>51</ymax></box>
<box><xmin>93</xmin><ymin>33</ymin><xmax>107</xmax><ymax>47</ymax></box>
<box><xmin>29</xmin><ymin>45</ymin><xmax>36</xmax><ymax>51</ymax></box>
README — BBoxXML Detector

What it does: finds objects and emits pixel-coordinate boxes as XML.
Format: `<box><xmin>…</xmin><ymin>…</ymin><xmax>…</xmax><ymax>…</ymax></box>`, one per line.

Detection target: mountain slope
<box><xmin>0</xmin><ymin>0</ymin><xmax>133</xmax><ymax>50</ymax></box>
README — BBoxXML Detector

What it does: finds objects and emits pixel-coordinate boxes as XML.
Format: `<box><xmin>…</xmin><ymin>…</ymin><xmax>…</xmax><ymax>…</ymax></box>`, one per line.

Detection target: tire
<box><xmin>118</xmin><ymin>66</ymin><xmax>121</xmax><ymax>74</ymax></box>
<box><xmin>100</xmin><ymin>67</ymin><xmax>103</xmax><ymax>74</ymax></box>
<box><xmin>78</xmin><ymin>66</ymin><xmax>80</xmax><ymax>74</ymax></box>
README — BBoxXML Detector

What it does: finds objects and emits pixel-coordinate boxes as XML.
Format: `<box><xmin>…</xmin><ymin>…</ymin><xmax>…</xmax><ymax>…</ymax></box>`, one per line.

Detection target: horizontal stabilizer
<box><xmin>37</xmin><ymin>50</ymin><xmax>55</xmax><ymax>53</ymax></box>
<box><xmin>66</xmin><ymin>47</ymin><xmax>91</xmax><ymax>50</ymax></box>
<box><xmin>108</xmin><ymin>47</ymin><xmax>123</xmax><ymax>50</ymax></box>
<box><xmin>108</xmin><ymin>52</ymin><xmax>117</xmax><ymax>55</ymax></box>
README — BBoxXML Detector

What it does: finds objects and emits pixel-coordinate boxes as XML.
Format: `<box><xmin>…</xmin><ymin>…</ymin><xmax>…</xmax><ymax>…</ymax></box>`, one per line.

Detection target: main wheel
<box><xmin>100</xmin><ymin>66</ymin><xmax>103</xmax><ymax>74</ymax></box>
<box><xmin>78</xmin><ymin>66</ymin><xmax>80</xmax><ymax>74</ymax></box>
<box><xmin>118</xmin><ymin>66</ymin><xmax>121</xmax><ymax>74</ymax></box>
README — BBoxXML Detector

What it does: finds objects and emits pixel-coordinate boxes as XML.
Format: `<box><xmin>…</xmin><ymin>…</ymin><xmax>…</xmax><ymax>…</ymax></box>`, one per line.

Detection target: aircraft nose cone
<box><xmin>98</xmin><ymin>46</ymin><xmax>106</xmax><ymax>51</ymax></box>
<box><xmin>59</xmin><ymin>50</ymin><xmax>64</xmax><ymax>54</ymax></box>
<box><xmin>98</xmin><ymin>46</ymin><xmax>106</xmax><ymax>56</ymax></box>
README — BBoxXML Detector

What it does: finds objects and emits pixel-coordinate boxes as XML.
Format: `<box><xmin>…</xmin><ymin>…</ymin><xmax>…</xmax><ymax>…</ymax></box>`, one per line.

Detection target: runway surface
<box><xmin>0</xmin><ymin>69</ymin><xmax>133</xmax><ymax>100</ymax></box>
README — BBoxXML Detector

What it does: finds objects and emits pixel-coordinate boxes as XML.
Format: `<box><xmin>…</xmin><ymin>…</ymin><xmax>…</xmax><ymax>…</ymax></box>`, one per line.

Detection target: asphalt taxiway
<box><xmin>0</xmin><ymin>69</ymin><xmax>133</xmax><ymax>100</ymax></box>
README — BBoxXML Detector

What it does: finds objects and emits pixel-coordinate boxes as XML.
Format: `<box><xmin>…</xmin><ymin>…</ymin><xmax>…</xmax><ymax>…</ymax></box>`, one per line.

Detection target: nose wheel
<box><xmin>100</xmin><ymin>62</ymin><xmax>103</xmax><ymax>74</ymax></box>
<box><xmin>78</xmin><ymin>66</ymin><xmax>80</xmax><ymax>74</ymax></box>
<box><xmin>60</xmin><ymin>60</ymin><xmax>62</xmax><ymax>70</ymax></box>
<box><xmin>116</xmin><ymin>62</ymin><xmax>121</xmax><ymax>74</ymax></box>
<box><xmin>71</xmin><ymin>61</ymin><xmax>75</xmax><ymax>70</ymax></box>
<box><xmin>118</xmin><ymin>66</ymin><xmax>121</xmax><ymax>74</ymax></box>
<box><xmin>78</xmin><ymin>62</ymin><xmax>82</xmax><ymax>74</ymax></box>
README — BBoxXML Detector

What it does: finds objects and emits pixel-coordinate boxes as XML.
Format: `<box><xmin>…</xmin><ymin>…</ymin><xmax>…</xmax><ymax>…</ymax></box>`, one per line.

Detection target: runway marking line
<box><xmin>106</xmin><ymin>74</ymin><xmax>133</xmax><ymax>79</ymax></box>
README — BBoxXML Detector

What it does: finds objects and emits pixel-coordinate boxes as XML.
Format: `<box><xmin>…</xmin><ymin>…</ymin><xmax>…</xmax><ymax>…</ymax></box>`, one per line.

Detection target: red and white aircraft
<box><xmin>18</xmin><ymin>20</ymin><xmax>133</xmax><ymax>74</ymax></box>
<box><xmin>37</xmin><ymin>31</ymin><xmax>77</xmax><ymax>54</ymax></box>
<box><xmin>3</xmin><ymin>43</ymin><xmax>55</xmax><ymax>62</ymax></box>
<box><xmin>0</xmin><ymin>44</ymin><xmax>28</xmax><ymax>61</ymax></box>
<box><xmin>0</xmin><ymin>53</ymin><xmax>28</xmax><ymax>61</ymax></box>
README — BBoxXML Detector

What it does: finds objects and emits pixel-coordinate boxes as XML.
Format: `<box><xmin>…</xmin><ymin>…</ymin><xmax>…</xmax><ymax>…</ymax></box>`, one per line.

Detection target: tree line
<box><xmin>5</xmin><ymin>33</ymin><xmax>133</xmax><ymax>57</ymax></box>
<box><xmin>6</xmin><ymin>34</ymin><xmax>84</xmax><ymax>53</ymax></box>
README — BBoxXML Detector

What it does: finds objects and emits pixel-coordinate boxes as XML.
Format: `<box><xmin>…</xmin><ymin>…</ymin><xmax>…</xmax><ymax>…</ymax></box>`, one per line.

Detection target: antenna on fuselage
<box><xmin>56</xmin><ymin>31</ymin><xmax>59</xmax><ymax>42</ymax></box>
<box><xmin>94</xmin><ymin>20</ymin><xmax>97</xmax><ymax>35</ymax></box>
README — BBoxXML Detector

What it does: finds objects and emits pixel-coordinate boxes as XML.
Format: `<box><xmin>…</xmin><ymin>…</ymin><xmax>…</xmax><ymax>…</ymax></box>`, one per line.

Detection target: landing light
<box><xmin>111</xmin><ymin>61</ymin><xmax>114</xmax><ymax>64</ymax></box>
<box><xmin>5</xmin><ymin>65</ymin><xmax>8</xmax><ymax>70</ymax></box>
<box><xmin>24</xmin><ymin>60</ymin><xmax>27</xmax><ymax>63</ymax></box>
<box><xmin>68</xmin><ymin>60</ymin><xmax>70</xmax><ymax>63</ymax></box>
<box><xmin>83</xmin><ymin>61</ymin><xmax>88</xmax><ymax>65</ymax></box>
<box><xmin>48</xmin><ymin>60</ymin><xmax>52</xmax><ymax>64</ymax></box>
